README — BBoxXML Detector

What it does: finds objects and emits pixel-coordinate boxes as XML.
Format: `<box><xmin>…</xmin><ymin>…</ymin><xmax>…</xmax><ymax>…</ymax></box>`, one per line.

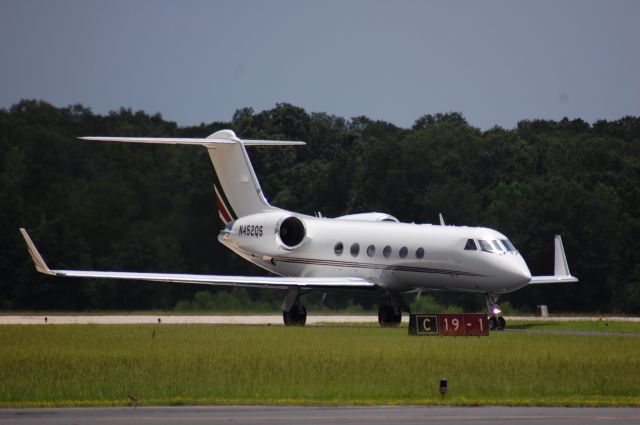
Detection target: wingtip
<box><xmin>553</xmin><ymin>234</ymin><xmax>573</xmax><ymax>278</ymax></box>
<box><xmin>19</xmin><ymin>228</ymin><xmax>54</xmax><ymax>275</ymax></box>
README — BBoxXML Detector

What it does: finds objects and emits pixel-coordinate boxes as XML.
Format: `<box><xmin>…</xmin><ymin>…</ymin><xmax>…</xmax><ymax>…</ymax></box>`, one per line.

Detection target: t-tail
<box><xmin>79</xmin><ymin>130</ymin><xmax>305</xmax><ymax>225</ymax></box>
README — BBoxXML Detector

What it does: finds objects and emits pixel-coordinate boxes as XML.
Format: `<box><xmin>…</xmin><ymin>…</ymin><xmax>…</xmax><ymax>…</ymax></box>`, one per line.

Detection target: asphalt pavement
<box><xmin>1</xmin><ymin>406</ymin><xmax>640</xmax><ymax>425</ymax></box>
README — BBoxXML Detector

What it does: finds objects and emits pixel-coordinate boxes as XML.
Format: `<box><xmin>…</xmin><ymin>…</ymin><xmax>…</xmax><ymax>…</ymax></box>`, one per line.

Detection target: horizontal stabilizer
<box><xmin>19</xmin><ymin>229</ymin><xmax>375</xmax><ymax>290</ymax></box>
<box><xmin>239</xmin><ymin>139</ymin><xmax>306</xmax><ymax>146</ymax></box>
<box><xmin>79</xmin><ymin>136</ymin><xmax>235</xmax><ymax>145</ymax></box>
<box><xmin>529</xmin><ymin>235</ymin><xmax>578</xmax><ymax>284</ymax></box>
<box><xmin>79</xmin><ymin>133</ymin><xmax>305</xmax><ymax>147</ymax></box>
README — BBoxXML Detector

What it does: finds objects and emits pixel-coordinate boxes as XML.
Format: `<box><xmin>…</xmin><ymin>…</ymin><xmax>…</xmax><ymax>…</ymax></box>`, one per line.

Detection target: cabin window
<box><xmin>464</xmin><ymin>239</ymin><xmax>477</xmax><ymax>250</ymax></box>
<box><xmin>501</xmin><ymin>239</ymin><xmax>516</xmax><ymax>251</ymax></box>
<box><xmin>399</xmin><ymin>247</ymin><xmax>408</xmax><ymax>258</ymax></box>
<box><xmin>416</xmin><ymin>247</ymin><xmax>425</xmax><ymax>258</ymax></box>
<box><xmin>350</xmin><ymin>243</ymin><xmax>360</xmax><ymax>257</ymax></box>
<box><xmin>478</xmin><ymin>239</ymin><xmax>493</xmax><ymax>252</ymax></box>
<box><xmin>383</xmin><ymin>245</ymin><xmax>392</xmax><ymax>258</ymax></box>
<box><xmin>367</xmin><ymin>244</ymin><xmax>375</xmax><ymax>257</ymax></box>
<box><xmin>334</xmin><ymin>242</ymin><xmax>344</xmax><ymax>256</ymax></box>
<box><xmin>492</xmin><ymin>240</ymin><xmax>504</xmax><ymax>251</ymax></box>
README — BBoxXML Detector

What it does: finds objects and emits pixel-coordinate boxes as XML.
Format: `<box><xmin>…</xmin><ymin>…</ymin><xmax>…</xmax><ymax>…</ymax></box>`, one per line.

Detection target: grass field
<box><xmin>1</xmin><ymin>324</ymin><xmax>639</xmax><ymax>408</ymax></box>
<box><xmin>507</xmin><ymin>320</ymin><xmax>640</xmax><ymax>333</ymax></box>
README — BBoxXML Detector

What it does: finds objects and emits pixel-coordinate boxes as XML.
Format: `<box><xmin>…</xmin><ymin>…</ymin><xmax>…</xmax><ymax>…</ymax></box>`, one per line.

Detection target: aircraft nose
<box><xmin>515</xmin><ymin>265</ymin><xmax>532</xmax><ymax>285</ymax></box>
<box><xmin>511</xmin><ymin>258</ymin><xmax>531</xmax><ymax>285</ymax></box>
<box><xmin>502</xmin><ymin>256</ymin><xmax>532</xmax><ymax>287</ymax></box>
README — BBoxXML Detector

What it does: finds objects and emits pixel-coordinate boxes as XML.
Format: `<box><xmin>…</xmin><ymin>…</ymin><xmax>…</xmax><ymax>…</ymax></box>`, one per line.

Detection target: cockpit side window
<box><xmin>464</xmin><ymin>239</ymin><xmax>477</xmax><ymax>250</ymax></box>
<box><xmin>492</xmin><ymin>240</ymin><xmax>504</xmax><ymax>251</ymax></box>
<box><xmin>478</xmin><ymin>239</ymin><xmax>493</xmax><ymax>252</ymax></box>
<box><xmin>501</xmin><ymin>239</ymin><xmax>516</xmax><ymax>252</ymax></box>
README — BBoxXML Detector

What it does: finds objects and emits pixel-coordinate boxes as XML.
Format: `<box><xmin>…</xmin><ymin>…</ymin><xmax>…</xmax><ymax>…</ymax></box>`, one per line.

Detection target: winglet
<box><xmin>554</xmin><ymin>235</ymin><xmax>571</xmax><ymax>277</ymax></box>
<box><xmin>19</xmin><ymin>228</ymin><xmax>54</xmax><ymax>275</ymax></box>
<box><xmin>529</xmin><ymin>235</ymin><xmax>578</xmax><ymax>284</ymax></box>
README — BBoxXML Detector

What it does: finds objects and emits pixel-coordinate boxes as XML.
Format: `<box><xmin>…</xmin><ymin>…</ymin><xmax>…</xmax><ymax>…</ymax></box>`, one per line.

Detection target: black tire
<box><xmin>497</xmin><ymin>316</ymin><xmax>506</xmax><ymax>331</ymax></box>
<box><xmin>488</xmin><ymin>316</ymin><xmax>498</xmax><ymax>331</ymax></box>
<box><xmin>283</xmin><ymin>304</ymin><xmax>307</xmax><ymax>327</ymax></box>
<box><xmin>378</xmin><ymin>305</ymin><xmax>401</xmax><ymax>328</ymax></box>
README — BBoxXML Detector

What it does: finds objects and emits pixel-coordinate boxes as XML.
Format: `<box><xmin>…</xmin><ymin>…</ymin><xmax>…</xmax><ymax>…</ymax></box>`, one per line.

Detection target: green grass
<box><xmin>1</xmin><ymin>324</ymin><xmax>639</xmax><ymax>408</ymax></box>
<box><xmin>507</xmin><ymin>320</ymin><xmax>640</xmax><ymax>333</ymax></box>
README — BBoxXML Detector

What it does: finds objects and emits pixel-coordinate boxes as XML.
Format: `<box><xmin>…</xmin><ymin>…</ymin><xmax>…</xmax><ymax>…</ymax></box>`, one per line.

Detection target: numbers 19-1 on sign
<box><xmin>409</xmin><ymin>313</ymin><xmax>489</xmax><ymax>336</ymax></box>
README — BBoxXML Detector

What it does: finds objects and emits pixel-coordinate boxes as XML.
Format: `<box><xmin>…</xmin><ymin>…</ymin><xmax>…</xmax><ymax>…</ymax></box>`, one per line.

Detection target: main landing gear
<box><xmin>283</xmin><ymin>303</ymin><xmax>307</xmax><ymax>326</ymax></box>
<box><xmin>282</xmin><ymin>289</ymin><xmax>307</xmax><ymax>326</ymax></box>
<box><xmin>378</xmin><ymin>304</ymin><xmax>402</xmax><ymax>327</ymax></box>
<box><xmin>486</xmin><ymin>293</ymin><xmax>506</xmax><ymax>331</ymax></box>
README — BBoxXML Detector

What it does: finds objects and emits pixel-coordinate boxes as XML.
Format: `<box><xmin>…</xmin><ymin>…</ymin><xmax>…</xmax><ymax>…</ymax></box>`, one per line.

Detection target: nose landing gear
<box><xmin>488</xmin><ymin>315</ymin><xmax>506</xmax><ymax>331</ymax></box>
<box><xmin>486</xmin><ymin>293</ymin><xmax>506</xmax><ymax>331</ymax></box>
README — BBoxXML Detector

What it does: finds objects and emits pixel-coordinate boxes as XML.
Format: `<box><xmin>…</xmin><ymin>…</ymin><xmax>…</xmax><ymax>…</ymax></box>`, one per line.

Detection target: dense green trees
<box><xmin>1</xmin><ymin>100</ymin><xmax>639</xmax><ymax>313</ymax></box>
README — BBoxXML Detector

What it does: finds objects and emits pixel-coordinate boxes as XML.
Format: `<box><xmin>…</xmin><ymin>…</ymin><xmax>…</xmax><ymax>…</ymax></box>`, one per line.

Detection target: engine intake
<box><xmin>278</xmin><ymin>216</ymin><xmax>306</xmax><ymax>249</ymax></box>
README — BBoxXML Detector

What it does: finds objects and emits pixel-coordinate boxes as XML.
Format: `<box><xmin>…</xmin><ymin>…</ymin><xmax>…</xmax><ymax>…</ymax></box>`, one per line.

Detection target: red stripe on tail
<box><xmin>215</xmin><ymin>187</ymin><xmax>233</xmax><ymax>224</ymax></box>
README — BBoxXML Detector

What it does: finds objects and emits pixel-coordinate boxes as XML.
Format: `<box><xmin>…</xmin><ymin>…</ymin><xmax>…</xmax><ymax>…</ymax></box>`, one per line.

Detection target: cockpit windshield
<box><xmin>501</xmin><ymin>239</ymin><xmax>517</xmax><ymax>252</ymax></box>
<box><xmin>468</xmin><ymin>238</ymin><xmax>518</xmax><ymax>254</ymax></box>
<box><xmin>478</xmin><ymin>239</ymin><xmax>493</xmax><ymax>252</ymax></box>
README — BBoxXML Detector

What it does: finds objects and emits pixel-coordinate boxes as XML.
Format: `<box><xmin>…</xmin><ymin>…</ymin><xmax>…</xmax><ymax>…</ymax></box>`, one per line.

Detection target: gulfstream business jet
<box><xmin>20</xmin><ymin>130</ymin><xmax>577</xmax><ymax>329</ymax></box>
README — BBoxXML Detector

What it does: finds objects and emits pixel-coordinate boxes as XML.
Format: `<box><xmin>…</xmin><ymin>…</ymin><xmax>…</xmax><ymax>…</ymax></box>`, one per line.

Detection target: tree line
<box><xmin>1</xmin><ymin>100</ymin><xmax>639</xmax><ymax>313</ymax></box>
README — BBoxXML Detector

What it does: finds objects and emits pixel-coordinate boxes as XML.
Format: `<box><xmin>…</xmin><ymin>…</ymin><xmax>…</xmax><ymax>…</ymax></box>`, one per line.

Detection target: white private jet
<box><xmin>20</xmin><ymin>130</ymin><xmax>578</xmax><ymax>330</ymax></box>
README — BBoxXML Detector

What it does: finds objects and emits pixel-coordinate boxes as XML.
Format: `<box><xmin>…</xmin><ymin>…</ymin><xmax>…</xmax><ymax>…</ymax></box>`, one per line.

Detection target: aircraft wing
<box><xmin>529</xmin><ymin>235</ymin><xmax>579</xmax><ymax>285</ymax></box>
<box><xmin>19</xmin><ymin>229</ymin><xmax>376</xmax><ymax>290</ymax></box>
<box><xmin>529</xmin><ymin>275</ymin><xmax>579</xmax><ymax>284</ymax></box>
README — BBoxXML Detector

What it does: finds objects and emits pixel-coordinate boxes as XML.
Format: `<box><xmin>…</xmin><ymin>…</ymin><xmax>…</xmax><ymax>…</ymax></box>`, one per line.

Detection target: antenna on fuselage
<box><xmin>439</xmin><ymin>213</ymin><xmax>445</xmax><ymax>226</ymax></box>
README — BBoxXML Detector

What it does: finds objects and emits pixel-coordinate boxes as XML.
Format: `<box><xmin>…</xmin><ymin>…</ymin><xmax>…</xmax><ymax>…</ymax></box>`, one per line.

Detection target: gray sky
<box><xmin>1</xmin><ymin>0</ymin><xmax>638</xmax><ymax>130</ymax></box>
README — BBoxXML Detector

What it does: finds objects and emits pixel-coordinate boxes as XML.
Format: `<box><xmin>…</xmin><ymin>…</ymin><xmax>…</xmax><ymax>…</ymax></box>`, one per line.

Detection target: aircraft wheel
<box><xmin>283</xmin><ymin>304</ymin><xmax>307</xmax><ymax>327</ymax></box>
<box><xmin>378</xmin><ymin>305</ymin><xmax>401</xmax><ymax>328</ymax></box>
<box><xmin>488</xmin><ymin>316</ymin><xmax>498</xmax><ymax>331</ymax></box>
<box><xmin>497</xmin><ymin>316</ymin><xmax>506</xmax><ymax>331</ymax></box>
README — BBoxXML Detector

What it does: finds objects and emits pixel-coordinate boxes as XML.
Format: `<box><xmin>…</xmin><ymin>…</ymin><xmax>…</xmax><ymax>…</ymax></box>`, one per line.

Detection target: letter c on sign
<box><xmin>422</xmin><ymin>318</ymin><xmax>430</xmax><ymax>332</ymax></box>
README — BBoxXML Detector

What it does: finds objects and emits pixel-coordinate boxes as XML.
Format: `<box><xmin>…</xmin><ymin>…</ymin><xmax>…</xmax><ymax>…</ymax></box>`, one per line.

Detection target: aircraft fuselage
<box><xmin>219</xmin><ymin>211</ymin><xmax>532</xmax><ymax>295</ymax></box>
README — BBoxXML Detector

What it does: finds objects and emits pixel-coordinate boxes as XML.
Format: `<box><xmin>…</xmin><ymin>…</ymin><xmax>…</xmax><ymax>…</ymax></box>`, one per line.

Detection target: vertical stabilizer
<box><xmin>206</xmin><ymin>130</ymin><xmax>273</xmax><ymax>223</ymax></box>
<box><xmin>205</xmin><ymin>130</ymin><xmax>305</xmax><ymax>224</ymax></box>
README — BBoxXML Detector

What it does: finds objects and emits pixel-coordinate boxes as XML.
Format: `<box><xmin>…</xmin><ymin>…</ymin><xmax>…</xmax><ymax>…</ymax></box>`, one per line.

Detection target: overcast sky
<box><xmin>1</xmin><ymin>0</ymin><xmax>638</xmax><ymax>130</ymax></box>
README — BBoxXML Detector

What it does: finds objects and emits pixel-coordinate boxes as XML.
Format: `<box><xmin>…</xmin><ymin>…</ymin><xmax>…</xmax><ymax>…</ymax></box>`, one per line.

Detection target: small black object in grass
<box><xmin>439</xmin><ymin>378</ymin><xmax>448</xmax><ymax>400</ymax></box>
<box><xmin>128</xmin><ymin>394</ymin><xmax>140</xmax><ymax>407</ymax></box>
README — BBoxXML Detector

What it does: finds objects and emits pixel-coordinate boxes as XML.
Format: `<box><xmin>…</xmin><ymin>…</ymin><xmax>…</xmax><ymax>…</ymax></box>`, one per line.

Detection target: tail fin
<box><xmin>79</xmin><ymin>130</ymin><xmax>305</xmax><ymax>224</ymax></box>
<box><xmin>206</xmin><ymin>130</ymin><xmax>301</xmax><ymax>223</ymax></box>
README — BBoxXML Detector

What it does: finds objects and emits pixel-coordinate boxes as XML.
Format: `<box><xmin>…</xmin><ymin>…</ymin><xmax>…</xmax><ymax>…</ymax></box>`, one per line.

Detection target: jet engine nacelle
<box><xmin>226</xmin><ymin>211</ymin><xmax>307</xmax><ymax>254</ymax></box>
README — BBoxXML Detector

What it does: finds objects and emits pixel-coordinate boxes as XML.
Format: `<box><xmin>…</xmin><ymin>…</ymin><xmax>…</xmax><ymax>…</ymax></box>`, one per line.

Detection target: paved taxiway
<box><xmin>1</xmin><ymin>315</ymin><xmax>639</xmax><ymax>325</ymax></box>
<box><xmin>0</xmin><ymin>314</ymin><xmax>381</xmax><ymax>325</ymax></box>
<box><xmin>1</xmin><ymin>406</ymin><xmax>639</xmax><ymax>425</ymax></box>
